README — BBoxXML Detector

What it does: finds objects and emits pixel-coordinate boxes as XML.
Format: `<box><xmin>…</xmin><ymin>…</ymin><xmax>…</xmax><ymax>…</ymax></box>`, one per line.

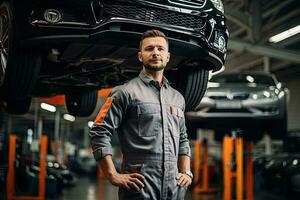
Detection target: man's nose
<box><xmin>152</xmin><ymin>48</ymin><xmax>160</xmax><ymax>55</ymax></box>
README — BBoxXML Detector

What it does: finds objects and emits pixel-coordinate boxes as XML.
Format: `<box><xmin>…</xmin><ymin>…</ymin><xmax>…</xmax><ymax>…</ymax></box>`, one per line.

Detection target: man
<box><xmin>90</xmin><ymin>29</ymin><xmax>192</xmax><ymax>200</ymax></box>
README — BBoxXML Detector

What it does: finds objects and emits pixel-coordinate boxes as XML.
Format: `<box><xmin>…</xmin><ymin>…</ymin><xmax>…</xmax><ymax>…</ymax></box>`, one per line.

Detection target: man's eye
<box><xmin>158</xmin><ymin>48</ymin><xmax>164</xmax><ymax>51</ymax></box>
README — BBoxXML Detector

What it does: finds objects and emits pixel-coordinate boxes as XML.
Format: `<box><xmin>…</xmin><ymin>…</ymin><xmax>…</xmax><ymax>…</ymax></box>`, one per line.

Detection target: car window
<box><xmin>210</xmin><ymin>74</ymin><xmax>276</xmax><ymax>85</ymax></box>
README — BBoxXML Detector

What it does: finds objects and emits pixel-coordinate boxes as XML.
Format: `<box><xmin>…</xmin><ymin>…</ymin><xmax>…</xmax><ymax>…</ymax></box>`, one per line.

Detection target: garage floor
<box><xmin>54</xmin><ymin>175</ymin><xmax>295</xmax><ymax>200</ymax></box>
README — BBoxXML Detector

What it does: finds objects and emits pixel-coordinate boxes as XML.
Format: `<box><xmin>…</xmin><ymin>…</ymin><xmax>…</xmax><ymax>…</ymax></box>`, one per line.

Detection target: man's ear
<box><xmin>138</xmin><ymin>51</ymin><xmax>143</xmax><ymax>62</ymax></box>
<box><xmin>167</xmin><ymin>52</ymin><xmax>170</xmax><ymax>62</ymax></box>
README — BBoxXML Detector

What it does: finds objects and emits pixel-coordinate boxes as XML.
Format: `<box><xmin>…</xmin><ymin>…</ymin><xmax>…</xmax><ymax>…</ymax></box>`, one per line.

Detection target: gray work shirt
<box><xmin>90</xmin><ymin>70</ymin><xmax>191</xmax><ymax>199</ymax></box>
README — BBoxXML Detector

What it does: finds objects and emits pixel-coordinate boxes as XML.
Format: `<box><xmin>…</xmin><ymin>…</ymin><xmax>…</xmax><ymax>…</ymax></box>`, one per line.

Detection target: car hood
<box><xmin>206</xmin><ymin>83</ymin><xmax>272</xmax><ymax>94</ymax></box>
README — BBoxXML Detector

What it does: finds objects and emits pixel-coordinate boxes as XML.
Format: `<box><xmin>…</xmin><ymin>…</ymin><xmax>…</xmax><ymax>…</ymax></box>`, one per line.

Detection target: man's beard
<box><xmin>143</xmin><ymin>62</ymin><xmax>165</xmax><ymax>72</ymax></box>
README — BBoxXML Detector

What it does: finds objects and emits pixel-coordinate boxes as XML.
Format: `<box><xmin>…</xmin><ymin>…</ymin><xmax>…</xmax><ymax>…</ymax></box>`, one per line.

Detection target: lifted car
<box><xmin>0</xmin><ymin>0</ymin><xmax>228</xmax><ymax>116</ymax></box>
<box><xmin>186</xmin><ymin>72</ymin><xmax>289</xmax><ymax>140</ymax></box>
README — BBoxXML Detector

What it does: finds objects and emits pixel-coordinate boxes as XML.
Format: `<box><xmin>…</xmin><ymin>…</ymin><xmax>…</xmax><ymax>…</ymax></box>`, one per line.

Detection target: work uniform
<box><xmin>90</xmin><ymin>70</ymin><xmax>191</xmax><ymax>200</ymax></box>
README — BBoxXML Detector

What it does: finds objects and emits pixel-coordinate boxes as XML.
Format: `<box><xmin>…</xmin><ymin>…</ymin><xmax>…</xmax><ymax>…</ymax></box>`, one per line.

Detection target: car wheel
<box><xmin>177</xmin><ymin>68</ymin><xmax>209</xmax><ymax>112</ymax></box>
<box><xmin>66</xmin><ymin>90</ymin><xmax>98</xmax><ymax>117</ymax></box>
<box><xmin>6</xmin><ymin>97</ymin><xmax>31</xmax><ymax>114</ymax></box>
<box><xmin>0</xmin><ymin>1</ymin><xmax>41</xmax><ymax>100</ymax></box>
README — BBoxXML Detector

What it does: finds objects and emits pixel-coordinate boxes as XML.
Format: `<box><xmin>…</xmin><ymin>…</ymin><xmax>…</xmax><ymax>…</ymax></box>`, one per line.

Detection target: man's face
<box><xmin>138</xmin><ymin>37</ymin><xmax>170</xmax><ymax>72</ymax></box>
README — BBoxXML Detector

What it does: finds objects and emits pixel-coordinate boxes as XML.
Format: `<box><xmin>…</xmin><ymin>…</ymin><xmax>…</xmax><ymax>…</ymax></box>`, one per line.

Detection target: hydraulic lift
<box><xmin>6</xmin><ymin>135</ymin><xmax>48</xmax><ymax>200</ymax></box>
<box><xmin>222</xmin><ymin>130</ymin><xmax>253</xmax><ymax>200</ymax></box>
<box><xmin>193</xmin><ymin>138</ymin><xmax>217</xmax><ymax>193</ymax></box>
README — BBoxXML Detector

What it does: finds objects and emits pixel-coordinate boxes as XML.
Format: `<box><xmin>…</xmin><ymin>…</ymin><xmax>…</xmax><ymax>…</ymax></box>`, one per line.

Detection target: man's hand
<box><xmin>109</xmin><ymin>172</ymin><xmax>145</xmax><ymax>191</ymax></box>
<box><xmin>176</xmin><ymin>173</ymin><xmax>192</xmax><ymax>187</ymax></box>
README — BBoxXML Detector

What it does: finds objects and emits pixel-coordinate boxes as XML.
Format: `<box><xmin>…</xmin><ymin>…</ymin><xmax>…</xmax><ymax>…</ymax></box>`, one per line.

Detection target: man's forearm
<box><xmin>178</xmin><ymin>155</ymin><xmax>191</xmax><ymax>172</ymax></box>
<box><xmin>99</xmin><ymin>155</ymin><xmax>117</xmax><ymax>180</ymax></box>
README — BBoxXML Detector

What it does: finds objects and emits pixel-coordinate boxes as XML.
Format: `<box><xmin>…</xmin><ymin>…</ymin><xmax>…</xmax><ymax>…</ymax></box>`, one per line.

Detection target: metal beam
<box><xmin>250</xmin><ymin>0</ymin><xmax>261</xmax><ymax>42</ymax></box>
<box><xmin>263</xmin><ymin>8</ymin><xmax>300</xmax><ymax>31</ymax></box>
<box><xmin>230</xmin><ymin>27</ymin><xmax>246</xmax><ymax>38</ymax></box>
<box><xmin>271</xmin><ymin>60</ymin><xmax>291</xmax><ymax>71</ymax></box>
<box><xmin>232</xmin><ymin>58</ymin><xmax>263</xmax><ymax>72</ymax></box>
<box><xmin>263</xmin><ymin>0</ymin><xmax>294</xmax><ymax>18</ymax></box>
<box><xmin>228</xmin><ymin>39</ymin><xmax>300</xmax><ymax>63</ymax></box>
<box><xmin>225</xmin><ymin>6</ymin><xmax>250</xmax><ymax>30</ymax></box>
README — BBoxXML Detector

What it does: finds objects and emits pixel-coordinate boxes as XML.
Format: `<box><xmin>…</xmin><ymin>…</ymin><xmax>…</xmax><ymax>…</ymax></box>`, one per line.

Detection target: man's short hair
<box><xmin>139</xmin><ymin>29</ymin><xmax>169</xmax><ymax>50</ymax></box>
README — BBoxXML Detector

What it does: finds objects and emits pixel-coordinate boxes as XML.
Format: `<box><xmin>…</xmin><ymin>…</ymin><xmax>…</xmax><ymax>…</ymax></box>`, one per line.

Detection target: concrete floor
<box><xmin>54</xmin><ymin>174</ymin><xmax>297</xmax><ymax>200</ymax></box>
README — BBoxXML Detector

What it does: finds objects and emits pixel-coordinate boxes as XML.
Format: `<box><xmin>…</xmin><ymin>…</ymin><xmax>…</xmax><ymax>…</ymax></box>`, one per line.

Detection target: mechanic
<box><xmin>90</xmin><ymin>29</ymin><xmax>192</xmax><ymax>200</ymax></box>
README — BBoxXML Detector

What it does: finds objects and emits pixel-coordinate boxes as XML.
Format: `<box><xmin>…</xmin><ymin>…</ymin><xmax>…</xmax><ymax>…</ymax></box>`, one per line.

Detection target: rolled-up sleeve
<box><xmin>89</xmin><ymin>86</ymin><xmax>129</xmax><ymax>161</ymax></box>
<box><xmin>178</xmin><ymin>102</ymin><xmax>191</xmax><ymax>157</ymax></box>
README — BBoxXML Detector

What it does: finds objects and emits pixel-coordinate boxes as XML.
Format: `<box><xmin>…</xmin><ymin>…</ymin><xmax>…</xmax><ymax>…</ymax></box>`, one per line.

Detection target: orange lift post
<box><xmin>245</xmin><ymin>141</ymin><xmax>254</xmax><ymax>200</ymax></box>
<box><xmin>7</xmin><ymin>135</ymin><xmax>48</xmax><ymax>200</ymax></box>
<box><xmin>193</xmin><ymin>139</ymin><xmax>217</xmax><ymax>194</ymax></box>
<box><xmin>222</xmin><ymin>130</ymin><xmax>253</xmax><ymax>200</ymax></box>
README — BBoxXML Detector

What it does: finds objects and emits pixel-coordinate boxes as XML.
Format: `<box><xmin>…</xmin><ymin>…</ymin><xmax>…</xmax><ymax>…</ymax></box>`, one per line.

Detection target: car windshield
<box><xmin>210</xmin><ymin>74</ymin><xmax>276</xmax><ymax>85</ymax></box>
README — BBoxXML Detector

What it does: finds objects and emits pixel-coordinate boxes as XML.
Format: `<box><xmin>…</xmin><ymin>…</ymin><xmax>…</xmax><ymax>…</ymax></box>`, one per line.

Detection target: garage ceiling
<box><xmin>223</xmin><ymin>0</ymin><xmax>300</xmax><ymax>80</ymax></box>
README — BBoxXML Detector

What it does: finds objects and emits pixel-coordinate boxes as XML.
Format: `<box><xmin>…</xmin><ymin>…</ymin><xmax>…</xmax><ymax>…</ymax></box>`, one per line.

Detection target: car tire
<box><xmin>66</xmin><ymin>90</ymin><xmax>98</xmax><ymax>117</ymax></box>
<box><xmin>177</xmin><ymin>68</ymin><xmax>209</xmax><ymax>112</ymax></box>
<box><xmin>0</xmin><ymin>1</ymin><xmax>41</xmax><ymax>100</ymax></box>
<box><xmin>6</xmin><ymin>97</ymin><xmax>31</xmax><ymax>114</ymax></box>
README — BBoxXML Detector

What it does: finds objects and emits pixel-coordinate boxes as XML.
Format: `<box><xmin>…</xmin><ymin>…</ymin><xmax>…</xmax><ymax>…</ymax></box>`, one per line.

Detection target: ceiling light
<box><xmin>63</xmin><ymin>114</ymin><xmax>75</xmax><ymax>122</ymax></box>
<box><xmin>269</xmin><ymin>25</ymin><xmax>300</xmax><ymax>43</ymax></box>
<box><xmin>40</xmin><ymin>103</ymin><xmax>56</xmax><ymax>112</ymax></box>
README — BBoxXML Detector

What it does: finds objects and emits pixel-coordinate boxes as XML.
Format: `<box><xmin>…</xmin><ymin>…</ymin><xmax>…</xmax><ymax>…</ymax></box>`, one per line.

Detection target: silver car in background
<box><xmin>186</xmin><ymin>72</ymin><xmax>289</xmax><ymax>141</ymax></box>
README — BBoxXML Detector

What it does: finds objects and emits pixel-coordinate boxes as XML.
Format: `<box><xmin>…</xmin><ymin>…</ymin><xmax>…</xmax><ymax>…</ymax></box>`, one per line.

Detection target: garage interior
<box><xmin>1</xmin><ymin>0</ymin><xmax>300</xmax><ymax>200</ymax></box>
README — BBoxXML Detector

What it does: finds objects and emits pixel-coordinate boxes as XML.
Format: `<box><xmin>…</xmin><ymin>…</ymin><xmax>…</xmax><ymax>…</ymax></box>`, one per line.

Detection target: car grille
<box><xmin>209</xmin><ymin>93</ymin><xmax>250</xmax><ymax>100</ymax></box>
<box><xmin>169</xmin><ymin>0</ymin><xmax>206</xmax><ymax>7</ymax></box>
<box><xmin>103</xmin><ymin>4</ymin><xmax>205</xmax><ymax>31</ymax></box>
<box><xmin>209</xmin><ymin>108</ymin><xmax>251</xmax><ymax>113</ymax></box>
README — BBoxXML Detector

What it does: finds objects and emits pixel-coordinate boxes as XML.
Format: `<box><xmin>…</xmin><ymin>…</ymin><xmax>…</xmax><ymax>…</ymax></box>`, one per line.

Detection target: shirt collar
<box><xmin>139</xmin><ymin>70</ymin><xmax>170</xmax><ymax>88</ymax></box>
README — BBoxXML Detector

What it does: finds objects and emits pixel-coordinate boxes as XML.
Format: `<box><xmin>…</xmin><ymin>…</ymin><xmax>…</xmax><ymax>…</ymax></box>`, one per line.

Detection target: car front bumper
<box><xmin>18</xmin><ymin>0</ymin><xmax>227</xmax><ymax>71</ymax></box>
<box><xmin>186</xmin><ymin>97</ymin><xmax>286</xmax><ymax>129</ymax></box>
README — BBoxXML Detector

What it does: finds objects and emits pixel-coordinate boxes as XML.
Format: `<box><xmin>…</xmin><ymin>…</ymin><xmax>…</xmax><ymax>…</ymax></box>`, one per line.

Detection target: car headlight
<box><xmin>210</xmin><ymin>0</ymin><xmax>225</xmax><ymax>14</ymax></box>
<box><xmin>251</xmin><ymin>91</ymin><xmax>277</xmax><ymax>100</ymax></box>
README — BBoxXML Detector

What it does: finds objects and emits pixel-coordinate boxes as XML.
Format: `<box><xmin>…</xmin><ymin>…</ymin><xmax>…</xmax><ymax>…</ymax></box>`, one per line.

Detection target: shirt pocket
<box><xmin>169</xmin><ymin>106</ymin><xmax>184</xmax><ymax>138</ymax></box>
<box><xmin>122</xmin><ymin>163</ymin><xmax>145</xmax><ymax>174</ymax></box>
<box><xmin>137</xmin><ymin>104</ymin><xmax>161</xmax><ymax>137</ymax></box>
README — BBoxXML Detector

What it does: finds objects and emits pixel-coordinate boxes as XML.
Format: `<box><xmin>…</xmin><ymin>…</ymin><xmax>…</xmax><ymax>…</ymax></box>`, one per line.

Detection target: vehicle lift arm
<box><xmin>7</xmin><ymin>135</ymin><xmax>48</xmax><ymax>200</ymax></box>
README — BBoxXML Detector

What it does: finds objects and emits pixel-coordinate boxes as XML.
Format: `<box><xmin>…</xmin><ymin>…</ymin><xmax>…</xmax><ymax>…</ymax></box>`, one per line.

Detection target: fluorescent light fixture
<box><xmin>88</xmin><ymin>121</ymin><xmax>94</xmax><ymax>128</ymax></box>
<box><xmin>269</xmin><ymin>25</ymin><xmax>300</xmax><ymax>43</ymax></box>
<box><xmin>40</xmin><ymin>103</ymin><xmax>56</xmax><ymax>112</ymax></box>
<box><xmin>63</xmin><ymin>114</ymin><xmax>75</xmax><ymax>122</ymax></box>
